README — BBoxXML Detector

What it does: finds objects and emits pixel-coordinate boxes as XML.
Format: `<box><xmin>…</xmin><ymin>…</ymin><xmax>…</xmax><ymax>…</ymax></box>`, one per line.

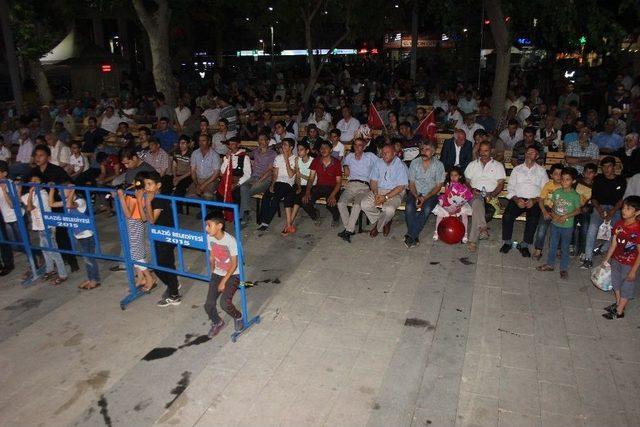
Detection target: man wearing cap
<box><xmin>337</xmin><ymin>137</ymin><xmax>377</xmax><ymax>242</ymax></box>
<box><xmin>565</xmin><ymin>128</ymin><xmax>600</xmax><ymax>174</ymax></box>
<box><xmin>500</xmin><ymin>145</ymin><xmax>548</xmax><ymax>257</ymax></box>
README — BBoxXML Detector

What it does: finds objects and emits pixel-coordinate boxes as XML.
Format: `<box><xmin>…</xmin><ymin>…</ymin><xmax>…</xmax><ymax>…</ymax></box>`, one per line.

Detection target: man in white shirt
<box><xmin>445</xmin><ymin>101</ymin><xmax>464</xmax><ymax>130</ymax></box>
<box><xmin>432</xmin><ymin>91</ymin><xmax>449</xmax><ymax>112</ymax></box>
<box><xmin>270</xmin><ymin>120</ymin><xmax>295</xmax><ymax>146</ymax></box>
<box><xmin>336</xmin><ymin>106</ymin><xmax>360</xmax><ymax>142</ymax></box>
<box><xmin>175</xmin><ymin>98</ymin><xmax>191</xmax><ymax>130</ymax></box>
<box><xmin>464</xmin><ymin>141</ymin><xmax>506</xmax><ymax>251</ymax></box>
<box><xmin>458</xmin><ymin>90</ymin><xmax>478</xmax><ymax>115</ymax></box>
<box><xmin>498</xmin><ymin>119</ymin><xmax>523</xmax><ymax>149</ymax></box>
<box><xmin>306</xmin><ymin>104</ymin><xmax>331</xmax><ymax>136</ymax></box>
<box><xmin>45</xmin><ymin>133</ymin><xmax>70</xmax><ymax>169</ymax></box>
<box><xmin>459</xmin><ymin>113</ymin><xmax>485</xmax><ymax>142</ymax></box>
<box><xmin>99</xmin><ymin>106</ymin><xmax>121</xmax><ymax>134</ymax></box>
<box><xmin>202</xmin><ymin>102</ymin><xmax>221</xmax><ymax>126</ymax></box>
<box><xmin>500</xmin><ymin>145</ymin><xmax>548</xmax><ymax>257</ymax></box>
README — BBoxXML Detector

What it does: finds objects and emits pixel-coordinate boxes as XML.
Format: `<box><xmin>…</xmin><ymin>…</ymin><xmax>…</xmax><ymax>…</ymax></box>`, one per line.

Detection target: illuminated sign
<box><xmin>101</xmin><ymin>64</ymin><xmax>112</xmax><ymax>73</ymax></box>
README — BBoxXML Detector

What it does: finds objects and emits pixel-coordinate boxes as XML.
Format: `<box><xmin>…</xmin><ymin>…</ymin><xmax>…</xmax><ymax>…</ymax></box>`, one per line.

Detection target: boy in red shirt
<box><xmin>601</xmin><ymin>195</ymin><xmax>640</xmax><ymax>319</ymax></box>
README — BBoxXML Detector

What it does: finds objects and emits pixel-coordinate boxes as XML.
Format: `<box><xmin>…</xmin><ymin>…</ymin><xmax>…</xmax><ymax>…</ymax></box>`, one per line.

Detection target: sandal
<box><xmin>51</xmin><ymin>276</ymin><xmax>68</xmax><ymax>286</ymax></box>
<box><xmin>84</xmin><ymin>281</ymin><xmax>101</xmax><ymax>290</ymax></box>
<box><xmin>141</xmin><ymin>282</ymin><xmax>157</xmax><ymax>294</ymax></box>
<box><xmin>42</xmin><ymin>271</ymin><xmax>57</xmax><ymax>281</ymax></box>
<box><xmin>467</xmin><ymin>242</ymin><xmax>477</xmax><ymax>252</ymax></box>
<box><xmin>78</xmin><ymin>280</ymin><xmax>91</xmax><ymax>289</ymax></box>
<box><xmin>536</xmin><ymin>265</ymin><xmax>554</xmax><ymax>272</ymax></box>
<box><xmin>532</xmin><ymin>250</ymin><xmax>542</xmax><ymax>261</ymax></box>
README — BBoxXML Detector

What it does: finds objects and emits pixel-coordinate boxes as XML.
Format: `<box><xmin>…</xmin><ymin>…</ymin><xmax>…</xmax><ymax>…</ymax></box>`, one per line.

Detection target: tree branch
<box><xmin>132</xmin><ymin>0</ymin><xmax>154</xmax><ymax>32</ymax></box>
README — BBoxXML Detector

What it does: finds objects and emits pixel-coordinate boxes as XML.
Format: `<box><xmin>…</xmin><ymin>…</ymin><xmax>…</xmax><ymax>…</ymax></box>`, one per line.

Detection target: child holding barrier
<box><xmin>600</xmin><ymin>196</ymin><xmax>640</xmax><ymax>319</ymax></box>
<box><xmin>48</xmin><ymin>186</ymin><xmax>101</xmax><ymax>290</ymax></box>
<box><xmin>116</xmin><ymin>172</ymin><xmax>155</xmax><ymax>292</ymax></box>
<box><xmin>204</xmin><ymin>212</ymin><xmax>243</xmax><ymax>338</ymax></box>
<box><xmin>22</xmin><ymin>173</ymin><xmax>67</xmax><ymax>285</ymax></box>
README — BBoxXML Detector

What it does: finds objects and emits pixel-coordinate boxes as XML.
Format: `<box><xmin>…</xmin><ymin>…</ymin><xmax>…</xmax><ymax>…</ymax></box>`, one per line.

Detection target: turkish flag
<box><xmin>367</xmin><ymin>102</ymin><xmax>384</xmax><ymax>130</ymax></box>
<box><xmin>415</xmin><ymin>110</ymin><xmax>436</xmax><ymax>142</ymax></box>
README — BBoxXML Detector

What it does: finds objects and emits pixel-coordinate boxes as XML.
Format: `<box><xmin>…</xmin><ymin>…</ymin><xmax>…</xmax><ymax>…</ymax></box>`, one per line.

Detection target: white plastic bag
<box><xmin>591</xmin><ymin>263</ymin><xmax>612</xmax><ymax>292</ymax></box>
<box><xmin>596</xmin><ymin>220</ymin><xmax>611</xmax><ymax>241</ymax></box>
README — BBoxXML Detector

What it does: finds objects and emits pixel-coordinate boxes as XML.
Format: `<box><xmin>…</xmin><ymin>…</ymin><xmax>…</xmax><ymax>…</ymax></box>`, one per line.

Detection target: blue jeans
<box><xmin>584</xmin><ymin>204</ymin><xmax>620</xmax><ymax>261</ymax></box>
<box><xmin>77</xmin><ymin>237</ymin><xmax>100</xmax><ymax>282</ymax></box>
<box><xmin>534</xmin><ymin>216</ymin><xmax>551</xmax><ymax>250</ymax></box>
<box><xmin>547</xmin><ymin>224</ymin><xmax>573</xmax><ymax>271</ymax></box>
<box><xmin>404</xmin><ymin>192</ymin><xmax>438</xmax><ymax>240</ymax></box>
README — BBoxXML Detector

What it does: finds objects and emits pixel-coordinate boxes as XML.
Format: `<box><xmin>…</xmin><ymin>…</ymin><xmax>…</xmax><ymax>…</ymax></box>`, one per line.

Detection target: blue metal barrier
<box><xmin>0</xmin><ymin>181</ymin><xmax>259</xmax><ymax>342</ymax></box>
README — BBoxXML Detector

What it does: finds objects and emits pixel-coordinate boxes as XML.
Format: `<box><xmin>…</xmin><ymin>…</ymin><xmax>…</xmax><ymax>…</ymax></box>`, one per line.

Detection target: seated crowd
<box><xmin>1</xmin><ymin>66</ymin><xmax>640</xmax><ymax>319</ymax></box>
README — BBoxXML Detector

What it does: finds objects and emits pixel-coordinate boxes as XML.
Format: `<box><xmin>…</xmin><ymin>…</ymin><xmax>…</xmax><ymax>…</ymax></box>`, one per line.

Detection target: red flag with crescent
<box><xmin>416</xmin><ymin>109</ymin><xmax>436</xmax><ymax>142</ymax></box>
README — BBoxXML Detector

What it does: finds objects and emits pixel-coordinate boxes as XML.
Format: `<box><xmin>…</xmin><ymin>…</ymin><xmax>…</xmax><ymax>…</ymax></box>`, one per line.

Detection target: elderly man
<box><xmin>361</xmin><ymin>144</ymin><xmax>409</xmax><ymax>238</ymax></box>
<box><xmin>464</xmin><ymin>141</ymin><xmax>506</xmax><ymax>252</ymax></box>
<box><xmin>336</xmin><ymin>106</ymin><xmax>361</xmax><ymax>142</ymax></box>
<box><xmin>306</xmin><ymin>104</ymin><xmax>331</xmax><ymax>136</ymax></box>
<box><xmin>459</xmin><ymin>113</ymin><xmax>485</xmax><ymax>142</ymax></box>
<box><xmin>302</xmin><ymin>140</ymin><xmax>342</xmax><ymax>224</ymax></box>
<box><xmin>404</xmin><ymin>141</ymin><xmax>445</xmax><ymax>248</ymax></box>
<box><xmin>441</xmin><ymin>128</ymin><xmax>473</xmax><ymax>172</ymax></box>
<box><xmin>337</xmin><ymin>137</ymin><xmax>377</xmax><ymax>242</ymax></box>
<box><xmin>565</xmin><ymin>128</ymin><xmax>600</xmax><ymax>174</ymax></box>
<box><xmin>500</xmin><ymin>146</ymin><xmax>548</xmax><ymax>257</ymax></box>
<box><xmin>189</xmin><ymin>134</ymin><xmax>220</xmax><ymax>200</ymax></box>
<box><xmin>592</xmin><ymin>119</ymin><xmax>624</xmax><ymax>154</ymax></box>
<box><xmin>45</xmin><ymin>132</ymin><xmax>71</xmax><ymax>170</ymax></box>
<box><xmin>616</xmin><ymin>133</ymin><xmax>640</xmax><ymax>178</ymax></box>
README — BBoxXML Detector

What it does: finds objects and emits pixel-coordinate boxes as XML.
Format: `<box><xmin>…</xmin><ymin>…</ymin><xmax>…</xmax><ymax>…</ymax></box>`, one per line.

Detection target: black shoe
<box><xmin>518</xmin><ymin>247</ymin><xmax>531</xmax><ymax>258</ymax></box>
<box><xmin>499</xmin><ymin>243</ymin><xmax>512</xmax><ymax>254</ymax></box>
<box><xmin>257</xmin><ymin>224</ymin><xmax>269</xmax><ymax>231</ymax></box>
<box><xmin>604</xmin><ymin>303</ymin><xmax>617</xmax><ymax>314</ymax></box>
<box><xmin>404</xmin><ymin>236</ymin><xmax>414</xmax><ymax>248</ymax></box>
<box><xmin>341</xmin><ymin>232</ymin><xmax>352</xmax><ymax>243</ymax></box>
<box><xmin>602</xmin><ymin>311</ymin><xmax>624</xmax><ymax>320</ymax></box>
<box><xmin>110</xmin><ymin>265</ymin><xmax>126</xmax><ymax>272</ymax></box>
<box><xmin>580</xmin><ymin>260</ymin><xmax>593</xmax><ymax>269</ymax></box>
<box><xmin>0</xmin><ymin>267</ymin><xmax>14</xmax><ymax>276</ymax></box>
<box><xmin>338</xmin><ymin>230</ymin><xmax>348</xmax><ymax>238</ymax></box>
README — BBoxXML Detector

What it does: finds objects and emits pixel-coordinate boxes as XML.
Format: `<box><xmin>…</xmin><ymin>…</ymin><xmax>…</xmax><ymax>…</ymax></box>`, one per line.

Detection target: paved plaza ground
<box><xmin>0</xmin><ymin>210</ymin><xmax>639</xmax><ymax>427</ymax></box>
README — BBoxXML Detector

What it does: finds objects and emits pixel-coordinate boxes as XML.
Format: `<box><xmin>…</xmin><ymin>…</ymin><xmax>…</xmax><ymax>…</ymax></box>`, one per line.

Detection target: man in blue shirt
<box><xmin>404</xmin><ymin>141</ymin><xmax>446</xmax><ymax>248</ymax></box>
<box><xmin>360</xmin><ymin>144</ymin><xmax>408</xmax><ymax>237</ymax></box>
<box><xmin>592</xmin><ymin>119</ymin><xmax>623</xmax><ymax>154</ymax></box>
<box><xmin>155</xmin><ymin>117</ymin><xmax>179</xmax><ymax>153</ymax></box>
<box><xmin>337</xmin><ymin>138</ymin><xmax>378</xmax><ymax>242</ymax></box>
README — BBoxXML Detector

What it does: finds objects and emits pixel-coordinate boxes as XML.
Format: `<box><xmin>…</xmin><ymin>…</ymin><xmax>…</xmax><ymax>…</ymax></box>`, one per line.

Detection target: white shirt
<box><xmin>297</xmin><ymin>156</ymin><xmax>314</xmax><ymax>186</ymax></box>
<box><xmin>69</xmin><ymin>153</ymin><xmax>88</xmax><ymax>173</ymax></box>
<box><xmin>220</xmin><ymin>150</ymin><xmax>252</xmax><ymax>187</ymax></box>
<box><xmin>306</xmin><ymin>114</ymin><xmax>331</xmax><ymax>135</ymax></box>
<box><xmin>464</xmin><ymin>158</ymin><xmax>506</xmax><ymax>193</ymax></box>
<box><xmin>336</xmin><ymin>117</ymin><xmax>361</xmax><ymax>142</ymax></box>
<box><xmin>458</xmin><ymin>98</ymin><xmax>478</xmax><ymax>114</ymax></box>
<box><xmin>22</xmin><ymin>190</ymin><xmax>51</xmax><ymax>231</ymax></box>
<box><xmin>507</xmin><ymin>162</ymin><xmax>549</xmax><ymax>199</ymax></box>
<box><xmin>454</xmin><ymin>144</ymin><xmax>462</xmax><ymax>167</ymax></box>
<box><xmin>0</xmin><ymin>185</ymin><xmax>17</xmax><ymax>223</ymax></box>
<box><xmin>446</xmin><ymin>111</ymin><xmax>464</xmax><ymax>129</ymax></box>
<box><xmin>433</xmin><ymin>99</ymin><xmax>449</xmax><ymax>111</ymax></box>
<box><xmin>331</xmin><ymin>142</ymin><xmax>345</xmax><ymax>159</ymax></box>
<box><xmin>270</xmin><ymin>132</ymin><xmax>296</xmax><ymax>146</ymax></box>
<box><xmin>100</xmin><ymin>114</ymin><xmax>121</xmax><ymax>133</ymax></box>
<box><xmin>460</xmin><ymin>123</ymin><xmax>485</xmax><ymax>142</ymax></box>
<box><xmin>623</xmin><ymin>173</ymin><xmax>640</xmax><ymax>198</ymax></box>
<box><xmin>50</xmin><ymin>141</ymin><xmax>71</xmax><ymax>166</ymax></box>
<box><xmin>175</xmin><ymin>106</ymin><xmax>191</xmax><ymax>127</ymax></box>
<box><xmin>273</xmin><ymin>154</ymin><xmax>296</xmax><ymax>185</ymax></box>
<box><xmin>499</xmin><ymin>128</ymin><xmax>524</xmax><ymax>149</ymax></box>
<box><xmin>202</xmin><ymin>108</ymin><xmax>220</xmax><ymax>126</ymax></box>
<box><xmin>0</xmin><ymin>146</ymin><xmax>10</xmax><ymax>162</ymax></box>
<box><xmin>16</xmin><ymin>139</ymin><xmax>33</xmax><ymax>164</ymax></box>
<box><xmin>211</xmin><ymin>132</ymin><xmax>230</xmax><ymax>156</ymax></box>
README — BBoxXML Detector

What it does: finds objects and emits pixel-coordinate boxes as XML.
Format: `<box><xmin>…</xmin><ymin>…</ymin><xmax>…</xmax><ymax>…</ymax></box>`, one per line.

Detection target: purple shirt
<box><xmin>250</xmin><ymin>147</ymin><xmax>277</xmax><ymax>180</ymax></box>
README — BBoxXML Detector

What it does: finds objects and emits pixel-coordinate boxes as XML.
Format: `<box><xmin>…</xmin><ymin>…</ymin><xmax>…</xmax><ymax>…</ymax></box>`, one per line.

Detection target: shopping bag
<box><xmin>591</xmin><ymin>263</ymin><xmax>612</xmax><ymax>292</ymax></box>
<box><xmin>596</xmin><ymin>220</ymin><xmax>611</xmax><ymax>241</ymax></box>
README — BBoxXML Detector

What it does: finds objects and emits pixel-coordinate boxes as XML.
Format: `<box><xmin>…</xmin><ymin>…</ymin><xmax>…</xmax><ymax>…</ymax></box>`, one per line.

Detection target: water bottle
<box><xmin>481</xmin><ymin>186</ymin><xmax>487</xmax><ymax>198</ymax></box>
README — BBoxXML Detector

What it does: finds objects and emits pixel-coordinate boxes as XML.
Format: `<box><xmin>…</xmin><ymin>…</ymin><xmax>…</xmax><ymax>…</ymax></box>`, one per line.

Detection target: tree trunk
<box><xmin>29</xmin><ymin>59</ymin><xmax>52</xmax><ymax>104</ymax></box>
<box><xmin>409</xmin><ymin>0</ymin><xmax>418</xmax><ymax>82</ymax></box>
<box><xmin>486</xmin><ymin>0</ymin><xmax>510</xmax><ymax>120</ymax></box>
<box><xmin>0</xmin><ymin>0</ymin><xmax>24</xmax><ymax>114</ymax></box>
<box><xmin>132</xmin><ymin>0</ymin><xmax>178</xmax><ymax>106</ymax></box>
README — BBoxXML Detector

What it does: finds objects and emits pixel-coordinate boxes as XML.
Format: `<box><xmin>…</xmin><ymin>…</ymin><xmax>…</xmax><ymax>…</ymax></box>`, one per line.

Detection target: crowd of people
<box><xmin>1</xmin><ymin>62</ymin><xmax>640</xmax><ymax>328</ymax></box>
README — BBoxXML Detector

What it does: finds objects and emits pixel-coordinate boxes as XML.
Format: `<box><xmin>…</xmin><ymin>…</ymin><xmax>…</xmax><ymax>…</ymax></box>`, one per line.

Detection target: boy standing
<box><xmin>601</xmin><ymin>196</ymin><xmax>640</xmax><ymax>319</ymax></box>
<box><xmin>537</xmin><ymin>167</ymin><xmax>582</xmax><ymax>279</ymax></box>
<box><xmin>204</xmin><ymin>212</ymin><xmax>243</xmax><ymax>338</ymax></box>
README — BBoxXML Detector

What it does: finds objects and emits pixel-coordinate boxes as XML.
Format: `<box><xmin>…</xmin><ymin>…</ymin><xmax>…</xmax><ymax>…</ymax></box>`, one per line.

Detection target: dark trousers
<box><xmin>572</xmin><ymin>211</ymin><xmax>591</xmax><ymax>254</ymax></box>
<box><xmin>0</xmin><ymin>218</ymin><xmax>14</xmax><ymax>269</ymax></box>
<box><xmin>301</xmin><ymin>185</ymin><xmax>340</xmax><ymax>221</ymax></box>
<box><xmin>55</xmin><ymin>227</ymin><xmax>79</xmax><ymax>271</ymax></box>
<box><xmin>501</xmin><ymin>199</ymin><xmax>541</xmax><ymax>245</ymax></box>
<box><xmin>173</xmin><ymin>176</ymin><xmax>192</xmax><ymax>198</ymax></box>
<box><xmin>259</xmin><ymin>182</ymin><xmax>295</xmax><ymax>224</ymax></box>
<box><xmin>74</xmin><ymin>168</ymin><xmax>101</xmax><ymax>186</ymax></box>
<box><xmin>154</xmin><ymin>241</ymin><xmax>179</xmax><ymax>297</ymax></box>
<box><xmin>204</xmin><ymin>274</ymin><xmax>241</xmax><ymax>323</ymax></box>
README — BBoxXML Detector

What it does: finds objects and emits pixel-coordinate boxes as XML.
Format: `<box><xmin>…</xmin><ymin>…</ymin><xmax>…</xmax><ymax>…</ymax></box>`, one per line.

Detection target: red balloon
<box><xmin>437</xmin><ymin>216</ymin><xmax>466</xmax><ymax>244</ymax></box>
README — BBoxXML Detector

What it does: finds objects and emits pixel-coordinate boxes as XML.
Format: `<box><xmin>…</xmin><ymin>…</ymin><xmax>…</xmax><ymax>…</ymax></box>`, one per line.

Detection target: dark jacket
<box><xmin>440</xmin><ymin>138</ymin><xmax>473</xmax><ymax>172</ymax></box>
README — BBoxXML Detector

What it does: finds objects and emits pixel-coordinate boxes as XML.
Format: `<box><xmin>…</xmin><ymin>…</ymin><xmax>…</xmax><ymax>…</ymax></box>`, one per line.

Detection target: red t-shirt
<box><xmin>310</xmin><ymin>156</ymin><xmax>342</xmax><ymax>187</ymax></box>
<box><xmin>612</xmin><ymin>219</ymin><xmax>640</xmax><ymax>265</ymax></box>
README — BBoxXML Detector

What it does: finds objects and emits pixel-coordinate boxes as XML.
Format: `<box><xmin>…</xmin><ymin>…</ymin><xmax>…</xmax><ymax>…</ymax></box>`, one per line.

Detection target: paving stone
<box><xmin>499</xmin><ymin>367</ymin><xmax>540</xmax><ymax>416</ymax></box>
<box><xmin>536</xmin><ymin>344</ymin><xmax>576</xmax><ymax>385</ymax></box>
<box><xmin>497</xmin><ymin>410</ymin><xmax>541</xmax><ymax>427</ymax></box>
<box><xmin>539</xmin><ymin>381</ymin><xmax>581</xmax><ymax>416</ymax></box>
<box><xmin>541</xmin><ymin>411</ymin><xmax>585</xmax><ymax>427</ymax></box>
<box><xmin>456</xmin><ymin>392</ymin><xmax>498</xmax><ymax>427</ymax></box>
<box><xmin>459</xmin><ymin>353</ymin><xmax>500</xmax><ymax>398</ymax></box>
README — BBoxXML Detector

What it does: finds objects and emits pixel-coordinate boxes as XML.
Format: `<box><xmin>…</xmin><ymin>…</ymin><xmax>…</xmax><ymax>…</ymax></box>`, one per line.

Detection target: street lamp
<box><xmin>270</xmin><ymin>25</ymin><xmax>275</xmax><ymax>72</ymax></box>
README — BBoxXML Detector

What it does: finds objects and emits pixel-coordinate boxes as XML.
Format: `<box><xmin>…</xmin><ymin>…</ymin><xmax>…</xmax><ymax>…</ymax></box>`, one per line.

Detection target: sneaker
<box><xmin>208</xmin><ymin>320</ymin><xmax>226</xmax><ymax>337</ymax></box>
<box><xmin>339</xmin><ymin>231</ymin><xmax>352</xmax><ymax>243</ymax></box>
<box><xmin>593</xmin><ymin>244</ymin><xmax>604</xmax><ymax>256</ymax></box>
<box><xmin>157</xmin><ymin>295</ymin><xmax>182</xmax><ymax>307</ymax></box>
<box><xmin>578</xmin><ymin>252</ymin><xmax>585</xmax><ymax>262</ymax></box>
<box><xmin>604</xmin><ymin>303</ymin><xmax>617</xmax><ymax>314</ymax></box>
<box><xmin>602</xmin><ymin>311</ymin><xmax>625</xmax><ymax>320</ymax></box>
<box><xmin>499</xmin><ymin>243</ymin><xmax>512</xmax><ymax>254</ymax></box>
<box><xmin>338</xmin><ymin>230</ymin><xmax>348</xmax><ymax>238</ymax></box>
<box><xmin>479</xmin><ymin>230</ymin><xmax>489</xmax><ymax>240</ymax></box>
<box><xmin>234</xmin><ymin>317</ymin><xmax>244</xmax><ymax>332</ymax></box>
<box><xmin>257</xmin><ymin>223</ymin><xmax>269</xmax><ymax>231</ymax></box>
<box><xmin>580</xmin><ymin>260</ymin><xmax>593</xmax><ymax>269</ymax></box>
<box><xmin>569</xmin><ymin>245</ymin><xmax>576</xmax><ymax>256</ymax></box>
<box><xmin>518</xmin><ymin>246</ymin><xmax>531</xmax><ymax>258</ymax></box>
<box><xmin>462</xmin><ymin>236</ymin><xmax>468</xmax><ymax>244</ymax></box>
<box><xmin>404</xmin><ymin>236</ymin><xmax>414</xmax><ymax>248</ymax></box>
<box><xmin>432</xmin><ymin>234</ymin><xmax>438</xmax><ymax>241</ymax></box>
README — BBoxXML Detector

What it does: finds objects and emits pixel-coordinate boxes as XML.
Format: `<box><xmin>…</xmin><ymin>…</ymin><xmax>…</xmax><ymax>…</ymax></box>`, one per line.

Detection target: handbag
<box><xmin>596</xmin><ymin>220</ymin><xmax>611</xmax><ymax>241</ymax></box>
<box><xmin>591</xmin><ymin>263</ymin><xmax>612</xmax><ymax>292</ymax></box>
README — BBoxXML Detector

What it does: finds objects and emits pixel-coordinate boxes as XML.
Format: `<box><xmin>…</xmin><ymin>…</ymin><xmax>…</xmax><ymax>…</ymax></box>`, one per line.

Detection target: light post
<box><xmin>270</xmin><ymin>25</ymin><xmax>275</xmax><ymax>73</ymax></box>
